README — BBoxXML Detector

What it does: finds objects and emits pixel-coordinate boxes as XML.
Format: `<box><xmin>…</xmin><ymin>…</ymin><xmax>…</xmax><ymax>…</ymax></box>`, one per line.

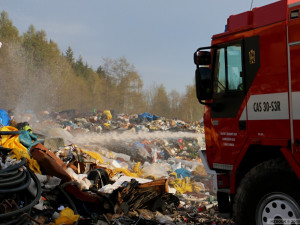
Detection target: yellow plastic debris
<box><xmin>103</xmin><ymin>167</ymin><xmax>117</xmax><ymax>178</ymax></box>
<box><xmin>55</xmin><ymin>207</ymin><xmax>79</xmax><ymax>225</ymax></box>
<box><xmin>0</xmin><ymin>126</ymin><xmax>41</xmax><ymax>174</ymax></box>
<box><xmin>133</xmin><ymin>162</ymin><xmax>142</xmax><ymax>176</ymax></box>
<box><xmin>9</xmin><ymin>148</ymin><xmax>41</xmax><ymax>174</ymax></box>
<box><xmin>0</xmin><ymin>126</ymin><xmax>27</xmax><ymax>151</ymax></box>
<box><xmin>103</xmin><ymin>123</ymin><xmax>110</xmax><ymax>128</ymax></box>
<box><xmin>170</xmin><ymin>177</ymin><xmax>193</xmax><ymax>194</ymax></box>
<box><xmin>103</xmin><ymin>110</ymin><xmax>112</xmax><ymax>120</ymax></box>
<box><xmin>80</xmin><ymin>149</ymin><xmax>104</xmax><ymax>164</ymax></box>
<box><xmin>193</xmin><ymin>182</ymin><xmax>206</xmax><ymax>192</ymax></box>
<box><xmin>169</xmin><ymin>172</ymin><xmax>178</xmax><ymax>179</ymax></box>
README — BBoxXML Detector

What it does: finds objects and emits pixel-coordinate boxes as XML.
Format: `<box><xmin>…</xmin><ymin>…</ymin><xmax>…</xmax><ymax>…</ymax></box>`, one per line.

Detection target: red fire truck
<box><xmin>194</xmin><ymin>0</ymin><xmax>300</xmax><ymax>224</ymax></box>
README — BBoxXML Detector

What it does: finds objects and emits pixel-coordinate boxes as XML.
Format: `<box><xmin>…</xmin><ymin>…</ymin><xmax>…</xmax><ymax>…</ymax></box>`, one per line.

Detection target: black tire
<box><xmin>217</xmin><ymin>191</ymin><xmax>230</xmax><ymax>213</ymax></box>
<box><xmin>87</xmin><ymin>168</ymin><xmax>109</xmax><ymax>189</ymax></box>
<box><xmin>233</xmin><ymin>158</ymin><xmax>300</xmax><ymax>225</ymax></box>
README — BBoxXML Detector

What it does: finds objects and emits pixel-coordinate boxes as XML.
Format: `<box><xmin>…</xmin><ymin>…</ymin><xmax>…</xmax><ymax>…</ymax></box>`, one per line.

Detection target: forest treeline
<box><xmin>0</xmin><ymin>11</ymin><xmax>203</xmax><ymax>121</ymax></box>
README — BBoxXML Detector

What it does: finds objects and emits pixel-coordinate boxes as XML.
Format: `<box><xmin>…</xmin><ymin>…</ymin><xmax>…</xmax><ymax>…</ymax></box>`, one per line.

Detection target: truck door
<box><xmin>210</xmin><ymin>41</ymin><xmax>248</xmax><ymax>166</ymax></box>
<box><xmin>290</xmin><ymin>43</ymin><xmax>300</xmax><ymax>164</ymax></box>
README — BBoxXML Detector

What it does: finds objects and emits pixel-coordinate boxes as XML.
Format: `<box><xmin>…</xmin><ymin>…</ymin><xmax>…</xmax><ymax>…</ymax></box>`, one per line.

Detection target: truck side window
<box><xmin>214</xmin><ymin>48</ymin><xmax>226</xmax><ymax>93</ymax></box>
<box><xmin>214</xmin><ymin>43</ymin><xmax>243</xmax><ymax>93</ymax></box>
<box><xmin>228</xmin><ymin>45</ymin><xmax>242</xmax><ymax>91</ymax></box>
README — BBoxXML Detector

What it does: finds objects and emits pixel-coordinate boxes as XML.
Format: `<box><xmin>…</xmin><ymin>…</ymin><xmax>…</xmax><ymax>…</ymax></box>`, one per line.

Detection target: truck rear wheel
<box><xmin>233</xmin><ymin>159</ymin><xmax>300</xmax><ymax>225</ymax></box>
<box><xmin>217</xmin><ymin>191</ymin><xmax>230</xmax><ymax>213</ymax></box>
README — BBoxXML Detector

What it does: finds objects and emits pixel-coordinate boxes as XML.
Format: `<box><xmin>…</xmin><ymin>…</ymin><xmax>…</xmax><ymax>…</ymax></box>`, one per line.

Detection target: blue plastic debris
<box><xmin>0</xmin><ymin>109</ymin><xmax>10</xmax><ymax>126</ymax></box>
<box><xmin>175</xmin><ymin>168</ymin><xmax>191</xmax><ymax>178</ymax></box>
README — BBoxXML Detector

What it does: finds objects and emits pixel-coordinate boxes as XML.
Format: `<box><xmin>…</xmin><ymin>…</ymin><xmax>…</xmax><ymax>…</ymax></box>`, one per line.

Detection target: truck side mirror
<box><xmin>195</xmin><ymin>67</ymin><xmax>213</xmax><ymax>103</ymax></box>
<box><xmin>194</xmin><ymin>51</ymin><xmax>211</xmax><ymax>66</ymax></box>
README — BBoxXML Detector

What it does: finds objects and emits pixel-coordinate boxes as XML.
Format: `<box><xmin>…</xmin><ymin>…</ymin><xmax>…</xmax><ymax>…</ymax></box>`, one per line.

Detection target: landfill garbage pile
<box><xmin>0</xmin><ymin>109</ymin><xmax>235</xmax><ymax>224</ymax></box>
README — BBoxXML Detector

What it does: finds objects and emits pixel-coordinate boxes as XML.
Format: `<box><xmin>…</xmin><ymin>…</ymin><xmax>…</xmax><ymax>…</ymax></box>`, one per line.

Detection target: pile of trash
<box><xmin>0</xmin><ymin>109</ymin><xmax>234</xmax><ymax>224</ymax></box>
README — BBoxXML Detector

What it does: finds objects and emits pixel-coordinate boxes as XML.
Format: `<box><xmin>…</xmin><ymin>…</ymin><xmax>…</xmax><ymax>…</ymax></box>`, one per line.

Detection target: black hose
<box><xmin>0</xmin><ymin>157</ymin><xmax>41</xmax><ymax>225</ymax></box>
<box><xmin>0</xmin><ymin>169</ymin><xmax>18</xmax><ymax>177</ymax></box>
<box><xmin>0</xmin><ymin>158</ymin><xmax>26</xmax><ymax>173</ymax></box>
<box><xmin>0</xmin><ymin>213</ymin><xmax>30</xmax><ymax>225</ymax></box>
<box><xmin>0</xmin><ymin>169</ymin><xmax>31</xmax><ymax>193</ymax></box>
<box><xmin>15</xmin><ymin>215</ymin><xmax>30</xmax><ymax>225</ymax></box>
<box><xmin>0</xmin><ymin>146</ymin><xmax>12</xmax><ymax>152</ymax></box>
<box><xmin>0</xmin><ymin>167</ymin><xmax>41</xmax><ymax>219</ymax></box>
<box><xmin>0</xmin><ymin>131</ymin><xmax>21</xmax><ymax>135</ymax></box>
<box><xmin>0</xmin><ymin>170</ymin><xmax>26</xmax><ymax>188</ymax></box>
<box><xmin>0</xmin><ymin>169</ymin><xmax>24</xmax><ymax>182</ymax></box>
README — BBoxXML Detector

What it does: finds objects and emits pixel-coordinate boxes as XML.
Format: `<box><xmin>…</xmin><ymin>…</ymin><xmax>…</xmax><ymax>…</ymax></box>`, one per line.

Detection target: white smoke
<box><xmin>71</xmin><ymin>130</ymin><xmax>204</xmax><ymax>147</ymax></box>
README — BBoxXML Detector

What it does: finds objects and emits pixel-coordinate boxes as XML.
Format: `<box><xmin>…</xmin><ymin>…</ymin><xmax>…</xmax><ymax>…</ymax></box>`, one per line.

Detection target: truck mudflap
<box><xmin>198</xmin><ymin>149</ymin><xmax>218</xmax><ymax>192</ymax></box>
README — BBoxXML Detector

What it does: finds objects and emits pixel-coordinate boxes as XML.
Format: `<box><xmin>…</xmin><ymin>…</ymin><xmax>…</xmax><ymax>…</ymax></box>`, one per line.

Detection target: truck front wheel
<box><xmin>233</xmin><ymin>159</ymin><xmax>300</xmax><ymax>225</ymax></box>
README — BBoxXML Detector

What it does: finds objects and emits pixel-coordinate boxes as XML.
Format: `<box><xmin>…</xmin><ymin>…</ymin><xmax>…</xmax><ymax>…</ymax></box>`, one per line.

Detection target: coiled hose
<box><xmin>0</xmin><ymin>158</ymin><xmax>41</xmax><ymax>225</ymax></box>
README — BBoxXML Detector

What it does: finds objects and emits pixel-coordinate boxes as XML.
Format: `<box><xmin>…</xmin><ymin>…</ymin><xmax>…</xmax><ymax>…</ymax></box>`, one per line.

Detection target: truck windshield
<box><xmin>213</xmin><ymin>44</ymin><xmax>243</xmax><ymax>93</ymax></box>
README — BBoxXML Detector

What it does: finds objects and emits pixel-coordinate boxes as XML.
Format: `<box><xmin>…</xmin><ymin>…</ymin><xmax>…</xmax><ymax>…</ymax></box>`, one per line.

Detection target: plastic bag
<box><xmin>141</xmin><ymin>163</ymin><xmax>168</xmax><ymax>178</ymax></box>
<box><xmin>175</xmin><ymin>168</ymin><xmax>191</xmax><ymax>178</ymax></box>
<box><xmin>55</xmin><ymin>207</ymin><xmax>79</xmax><ymax>225</ymax></box>
<box><xmin>133</xmin><ymin>142</ymin><xmax>150</xmax><ymax>160</ymax></box>
<box><xmin>0</xmin><ymin>126</ymin><xmax>26</xmax><ymax>151</ymax></box>
<box><xmin>170</xmin><ymin>177</ymin><xmax>193</xmax><ymax>194</ymax></box>
<box><xmin>102</xmin><ymin>110</ymin><xmax>112</xmax><ymax>120</ymax></box>
<box><xmin>138</xmin><ymin>112</ymin><xmax>153</xmax><ymax>122</ymax></box>
<box><xmin>0</xmin><ymin>109</ymin><xmax>10</xmax><ymax>126</ymax></box>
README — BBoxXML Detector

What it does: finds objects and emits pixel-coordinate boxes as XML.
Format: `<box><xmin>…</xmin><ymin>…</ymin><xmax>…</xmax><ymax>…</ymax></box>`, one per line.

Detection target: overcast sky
<box><xmin>1</xmin><ymin>0</ymin><xmax>278</xmax><ymax>94</ymax></box>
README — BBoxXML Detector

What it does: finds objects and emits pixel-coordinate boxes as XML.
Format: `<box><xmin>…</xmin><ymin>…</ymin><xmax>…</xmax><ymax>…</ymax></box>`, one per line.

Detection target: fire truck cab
<box><xmin>194</xmin><ymin>0</ymin><xmax>300</xmax><ymax>224</ymax></box>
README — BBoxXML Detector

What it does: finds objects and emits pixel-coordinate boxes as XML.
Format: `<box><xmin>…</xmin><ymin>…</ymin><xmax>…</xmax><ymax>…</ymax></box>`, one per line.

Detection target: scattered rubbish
<box><xmin>0</xmin><ymin>108</ymin><xmax>233</xmax><ymax>224</ymax></box>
